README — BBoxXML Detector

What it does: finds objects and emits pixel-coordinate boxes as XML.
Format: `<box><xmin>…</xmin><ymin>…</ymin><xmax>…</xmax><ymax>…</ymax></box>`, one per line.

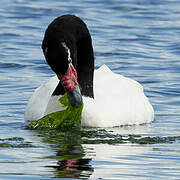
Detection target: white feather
<box><xmin>24</xmin><ymin>65</ymin><xmax>154</xmax><ymax>127</ymax></box>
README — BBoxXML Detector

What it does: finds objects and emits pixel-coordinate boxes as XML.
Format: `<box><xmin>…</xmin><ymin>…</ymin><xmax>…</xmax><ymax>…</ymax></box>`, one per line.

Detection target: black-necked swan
<box><xmin>25</xmin><ymin>15</ymin><xmax>154</xmax><ymax>127</ymax></box>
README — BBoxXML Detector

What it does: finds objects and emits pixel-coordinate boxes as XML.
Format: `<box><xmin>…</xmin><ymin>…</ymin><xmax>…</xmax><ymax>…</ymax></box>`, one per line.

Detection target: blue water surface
<box><xmin>0</xmin><ymin>0</ymin><xmax>180</xmax><ymax>179</ymax></box>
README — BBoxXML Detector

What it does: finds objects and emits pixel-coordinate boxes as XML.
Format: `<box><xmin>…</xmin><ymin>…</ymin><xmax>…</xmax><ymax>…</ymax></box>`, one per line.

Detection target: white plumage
<box><xmin>25</xmin><ymin>65</ymin><xmax>154</xmax><ymax>127</ymax></box>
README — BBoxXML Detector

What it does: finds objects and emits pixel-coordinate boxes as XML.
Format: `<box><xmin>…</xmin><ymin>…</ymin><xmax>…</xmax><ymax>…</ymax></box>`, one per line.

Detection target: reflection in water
<box><xmin>30</xmin><ymin>128</ymin><xmax>180</xmax><ymax>179</ymax></box>
<box><xmin>51</xmin><ymin>157</ymin><xmax>93</xmax><ymax>178</ymax></box>
<box><xmin>35</xmin><ymin>130</ymin><xmax>94</xmax><ymax>178</ymax></box>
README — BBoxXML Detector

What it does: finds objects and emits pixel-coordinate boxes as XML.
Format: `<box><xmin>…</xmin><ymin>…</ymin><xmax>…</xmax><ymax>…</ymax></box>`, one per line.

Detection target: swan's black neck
<box><xmin>42</xmin><ymin>15</ymin><xmax>94</xmax><ymax>98</ymax></box>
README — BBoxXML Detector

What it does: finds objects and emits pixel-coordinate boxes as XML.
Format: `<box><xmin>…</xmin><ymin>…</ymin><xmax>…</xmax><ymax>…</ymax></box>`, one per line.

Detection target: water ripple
<box><xmin>1</xmin><ymin>0</ymin><xmax>180</xmax><ymax>179</ymax></box>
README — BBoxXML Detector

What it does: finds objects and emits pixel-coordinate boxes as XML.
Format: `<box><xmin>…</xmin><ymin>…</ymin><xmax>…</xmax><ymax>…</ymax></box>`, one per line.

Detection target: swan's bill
<box><xmin>67</xmin><ymin>85</ymin><xmax>83</xmax><ymax>107</ymax></box>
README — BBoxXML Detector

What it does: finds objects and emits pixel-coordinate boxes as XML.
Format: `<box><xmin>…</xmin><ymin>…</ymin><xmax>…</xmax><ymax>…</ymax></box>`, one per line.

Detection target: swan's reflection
<box><xmin>35</xmin><ymin>125</ymin><xmax>154</xmax><ymax>178</ymax></box>
<box><xmin>52</xmin><ymin>145</ymin><xmax>93</xmax><ymax>178</ymax></box>
<box><xmin>37</xmin><ymin>130</ymin><xmax>94</xmax><ymax>178</ymax></box>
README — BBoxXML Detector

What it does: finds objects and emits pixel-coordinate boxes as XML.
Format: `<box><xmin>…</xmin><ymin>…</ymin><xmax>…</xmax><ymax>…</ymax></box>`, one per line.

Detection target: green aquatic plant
<box><xmin>34</xmin><ymin>129</ymin><xmax>180</xmax><ymax>146</ymax></box>
<box><xmin>0</xmin><ymin>137</ymin><xmax>34</xmax><ymax>148</ymax></box>
<box><xmin>28</xmin><ymin>93</ymin><xmax>83</xmax><ymax>130</ymax></box>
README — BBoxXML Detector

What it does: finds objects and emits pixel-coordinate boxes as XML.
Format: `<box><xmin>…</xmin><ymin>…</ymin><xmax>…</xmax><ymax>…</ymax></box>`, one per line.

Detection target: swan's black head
<box><xmin>43</xmin><ymin>41</ymin><xmax>69</xmax><ymax>75</ymax></box>
<box><xmin>42</xmin><ymin>15</ymin><xmax>94</xmax><ymax>106</ymax></box>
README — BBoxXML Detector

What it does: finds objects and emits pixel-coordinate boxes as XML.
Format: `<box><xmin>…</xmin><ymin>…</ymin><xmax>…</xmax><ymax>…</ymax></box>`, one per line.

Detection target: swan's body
<box><xmin>25</xmin><ymin>15</ymin><xmax>154</xmax><ymax>127</ymax></box>
<box><xmin>25</xmin><ymin>65</ymin><xmax>154</xmax><ymax>127</ymax></box>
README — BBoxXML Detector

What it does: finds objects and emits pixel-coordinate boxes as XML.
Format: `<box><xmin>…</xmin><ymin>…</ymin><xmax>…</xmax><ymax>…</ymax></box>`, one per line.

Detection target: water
<box><xmin>0</xmin><ymin>0</ymin><xmax>180</xmax><ymax>179</ymax></box>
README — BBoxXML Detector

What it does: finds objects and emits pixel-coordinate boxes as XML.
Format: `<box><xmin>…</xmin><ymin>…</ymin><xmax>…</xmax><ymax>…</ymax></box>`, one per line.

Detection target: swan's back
<box><xmin>81</xmin><ymin>65</ymin><xmax>154</xmax><ymax>127</ymax></box>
